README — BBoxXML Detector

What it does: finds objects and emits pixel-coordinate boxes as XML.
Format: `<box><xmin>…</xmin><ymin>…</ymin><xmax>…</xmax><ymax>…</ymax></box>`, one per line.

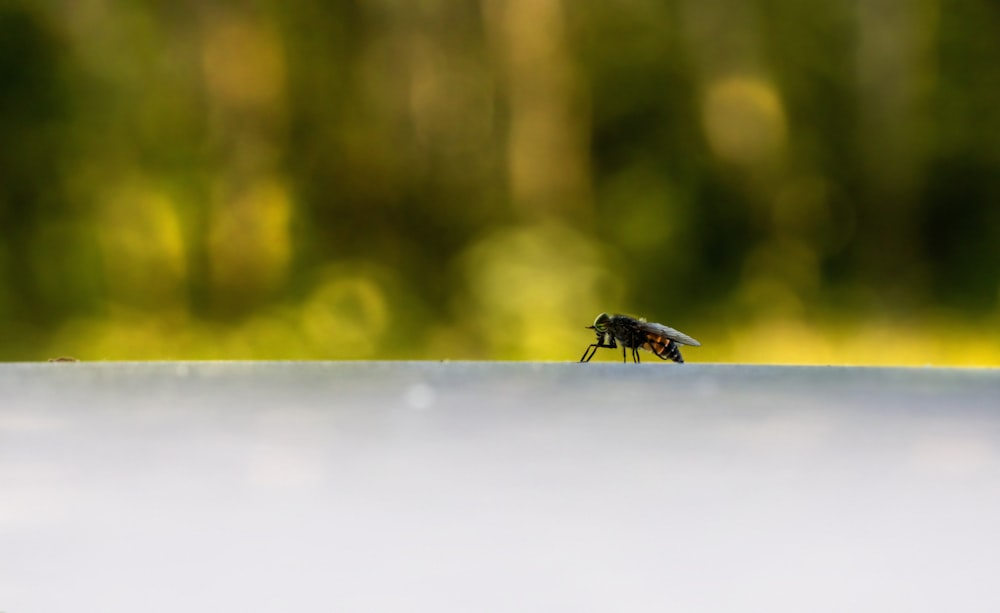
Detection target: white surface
<box><xmin>2</xmin><ymin>362</ymin><xmax>1000</xmax><ymax>612</ymax></box>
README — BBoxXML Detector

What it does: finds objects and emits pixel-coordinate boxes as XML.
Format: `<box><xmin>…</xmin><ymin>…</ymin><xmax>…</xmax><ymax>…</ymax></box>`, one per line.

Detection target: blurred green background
<box><xmin>2</xmin><ymin>0</ymin><xmax>999</xmax><ymax>364</ymax></box>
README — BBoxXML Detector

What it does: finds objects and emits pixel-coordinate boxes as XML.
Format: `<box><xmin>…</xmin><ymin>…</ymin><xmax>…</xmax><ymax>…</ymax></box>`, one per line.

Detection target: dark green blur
<box><xmin>1</xmin><ymin>0</ymin><xmax>998</xmax><ymax>363</ymax></box>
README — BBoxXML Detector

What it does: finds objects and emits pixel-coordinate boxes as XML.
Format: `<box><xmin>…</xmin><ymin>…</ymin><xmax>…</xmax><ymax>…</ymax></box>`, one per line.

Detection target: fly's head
<box><xmin>588</xmin><ymin>312</ymin><xmax>612</xmax><ymax>342</ymax></box>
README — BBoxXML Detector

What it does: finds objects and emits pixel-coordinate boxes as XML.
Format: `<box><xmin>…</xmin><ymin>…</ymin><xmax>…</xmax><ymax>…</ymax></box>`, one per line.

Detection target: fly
<box><xmin>579</xmin><ymin>312</ymin><xmax>701</xmax><ymax>364</ymax></box>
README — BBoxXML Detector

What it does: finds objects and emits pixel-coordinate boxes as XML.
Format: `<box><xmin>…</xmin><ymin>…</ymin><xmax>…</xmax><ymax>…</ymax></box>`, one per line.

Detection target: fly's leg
<box><xmin>632</xmin><ymin>346</ymin><xmax>642</xmax><ymax>363</ymax></box>
<box><xmin>581</xmin><ymin>336</ymin><xmax>616</xmax><ymax>363</ymax></box>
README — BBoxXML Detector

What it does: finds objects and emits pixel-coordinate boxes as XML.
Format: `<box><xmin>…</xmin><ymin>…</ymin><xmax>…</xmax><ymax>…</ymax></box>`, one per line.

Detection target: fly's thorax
<box><xmin>607</xmin><ymin>315</ymin><xmax>643</xmax><ymax>346</ymax></box>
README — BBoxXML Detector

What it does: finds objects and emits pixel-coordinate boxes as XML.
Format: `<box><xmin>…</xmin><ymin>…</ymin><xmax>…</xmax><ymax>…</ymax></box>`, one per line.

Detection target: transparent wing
<box><xmin>637</xmin><ymin>321</ymin><xmax>701</xmax><ymax>347</ymax></box>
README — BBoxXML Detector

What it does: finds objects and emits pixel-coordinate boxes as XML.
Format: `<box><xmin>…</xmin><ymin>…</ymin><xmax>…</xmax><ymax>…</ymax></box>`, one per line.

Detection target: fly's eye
<box><xmin>593</xmin><ymin>312</ymin><xmax>610</xmax><ymax>332</ymax></box>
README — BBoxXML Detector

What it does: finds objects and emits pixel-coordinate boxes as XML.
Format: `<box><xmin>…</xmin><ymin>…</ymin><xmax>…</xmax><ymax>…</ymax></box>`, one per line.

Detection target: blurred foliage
<box><xmin>1</xmin><ymin>0</ymin><xmax>999</xmax><ymax>364</ymax></box>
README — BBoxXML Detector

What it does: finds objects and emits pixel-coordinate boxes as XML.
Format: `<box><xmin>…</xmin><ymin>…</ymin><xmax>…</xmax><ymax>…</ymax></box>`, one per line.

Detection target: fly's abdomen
<box><xmin>645</xmin><ymin>338</ymin><xmax>684</xmax><ymax>363</ymax></box>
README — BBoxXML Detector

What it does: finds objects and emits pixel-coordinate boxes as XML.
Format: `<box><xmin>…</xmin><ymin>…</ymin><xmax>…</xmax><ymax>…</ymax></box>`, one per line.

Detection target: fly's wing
<box><xmin>638</xmin><ymin>321</ymin><xmax>701</xmax><ymax>347</ymax></box>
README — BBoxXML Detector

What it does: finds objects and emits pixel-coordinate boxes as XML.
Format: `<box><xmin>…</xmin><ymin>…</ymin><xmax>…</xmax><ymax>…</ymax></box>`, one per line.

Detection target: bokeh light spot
<box><xmin>98</xmin><ymin>182</ymin><xmax>187</xmax><ymax>309</ymax></box>
<box><xmin>301</xmin><ymin>269</ymin><xmax>390</xmax><ymax>358</ymax></box>
<box><xmin>207</xmin><ymin>179</ymin><xmax>293</xmax><ymax>301</ymax></box>
<box><xmin>201</xmin><ymin>13</ymin><xmax>285</xmax><ymax>111</ymax></box>
<box><xmin>460</xmin><ymin>223</ymin><xmax>622</xmax><ymax>359</ymax></box>
<box><xmin>703</xmin><ymin>76</ymin><xmax>788</xmax><ymax>166</ymax></box>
